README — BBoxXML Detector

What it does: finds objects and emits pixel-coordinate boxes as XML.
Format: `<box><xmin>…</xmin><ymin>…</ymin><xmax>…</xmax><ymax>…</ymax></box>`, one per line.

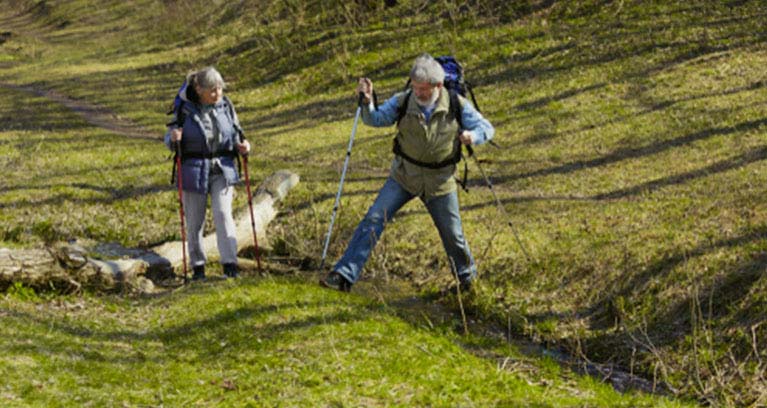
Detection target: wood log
<box><xmin>0</xmin><ymin>170</ymin><xmax>300</xmax><ymax>292</ymax></box>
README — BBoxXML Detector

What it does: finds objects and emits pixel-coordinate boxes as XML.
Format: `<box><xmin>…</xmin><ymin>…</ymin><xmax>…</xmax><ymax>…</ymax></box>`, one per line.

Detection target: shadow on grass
<box><xmin>490</xmin><ymin>117</ymin><xmax>767</xmax><ymax>185</ymax></box>
<box><xmin>0</xmin><ymin>85</ymin><xmax>91</xmax><ymax>132</ymax></box>
<box><xmin>286</xmin><ymin>187</ymin><xmax>382</xmax><ymax>214</ymax></box>
<box><xmin>0</xmin><ymin>291</ymin><xmax>357</xmax><ymax>367</ymax></box>
<box><xmin>0</xmin><ymin>182</ymin><xmax>171</xmax><ymax>209</ymax></box>
<box><xmin>580</xmin><ymin>224</ymin><xmax>767</xmax><ymax>353</ymax></box>
<box><xmin>504</xmin><ymin>80</ymin><xmax>767</xmax><ymax>149</ymax></box>
<box><xmin>594</xmin><ymin>145</ymin><xmax>767</xmax><ymax>200</ymax></box>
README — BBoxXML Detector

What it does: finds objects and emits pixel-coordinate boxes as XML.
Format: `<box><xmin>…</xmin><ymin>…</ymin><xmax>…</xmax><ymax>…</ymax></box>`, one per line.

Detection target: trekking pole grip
<box><xmin>357</xmin><ymin>91</ymin><xmax>365</xmax><ymax>107</ymax></box>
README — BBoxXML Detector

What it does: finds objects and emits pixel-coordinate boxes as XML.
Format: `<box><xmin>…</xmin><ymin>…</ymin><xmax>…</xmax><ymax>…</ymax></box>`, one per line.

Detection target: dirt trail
<box><xmin>0</xmin><ymin>81</ymin><xmax>158</xmax><ymax>140</ymax></box>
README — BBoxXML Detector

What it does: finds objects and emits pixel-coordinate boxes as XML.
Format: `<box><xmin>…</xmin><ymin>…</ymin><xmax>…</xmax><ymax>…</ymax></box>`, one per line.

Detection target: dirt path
<box><xmin>0</xmin><ymin>81</ymin><xmax>158</xmax><ymax>140</ymax></box>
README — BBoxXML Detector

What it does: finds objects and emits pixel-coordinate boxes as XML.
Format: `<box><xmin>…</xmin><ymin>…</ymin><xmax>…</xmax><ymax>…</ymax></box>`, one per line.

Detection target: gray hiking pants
<box><xmin>183</xmin><ymin>172</ymin><xmax>238</xmax><ymax>267</ymax></box>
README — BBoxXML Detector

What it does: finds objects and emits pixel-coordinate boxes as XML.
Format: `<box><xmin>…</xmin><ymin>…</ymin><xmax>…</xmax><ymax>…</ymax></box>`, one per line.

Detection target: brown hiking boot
<box><xmin>320</xmin><ymin>272</ymin><xmax>351</xmax><ymax>292</ymax></box>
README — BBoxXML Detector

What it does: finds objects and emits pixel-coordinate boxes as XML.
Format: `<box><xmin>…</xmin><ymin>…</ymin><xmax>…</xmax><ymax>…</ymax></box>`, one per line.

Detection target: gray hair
<box><xmin>409</xmin><ymin>54</ymin><xmax>445</xmax><ymax>85</ymax></box>
<box><xmin>191</xmin><ymin>66</ymin><xmax>226</xmax><ymax>90</ymax></box>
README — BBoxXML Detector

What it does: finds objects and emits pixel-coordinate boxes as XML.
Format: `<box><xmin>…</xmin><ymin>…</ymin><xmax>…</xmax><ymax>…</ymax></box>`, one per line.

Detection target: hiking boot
<box><xmin>191</xmin><ymin>265</ymin><xmax>206</xmax><ymax>281</ymax></box>
<box><xmin>223</xmin><ymin>263</ymin><xmax>239</xmax><ymax>279</ymax></box>
<box><xmin>320</xmin><ymin>272</ymin><xmax>351</xmax><ymax>292</ymax></box>
<box><xmin>458</xmin><ymin>277</ymin><xmax>473</xmax><ymax>292</ymax></box>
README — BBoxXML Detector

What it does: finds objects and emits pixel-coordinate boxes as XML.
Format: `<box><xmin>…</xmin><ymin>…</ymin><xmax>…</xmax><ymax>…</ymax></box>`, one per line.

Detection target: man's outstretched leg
<box><xmin>321</xmin><ymin>177</ymin><xmax>413</xmax><ymax>291</ymax></box>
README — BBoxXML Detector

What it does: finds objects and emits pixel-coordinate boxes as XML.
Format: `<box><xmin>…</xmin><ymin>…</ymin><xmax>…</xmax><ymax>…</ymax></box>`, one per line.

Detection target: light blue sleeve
<box><xmin>360</xmin><ymin>93</ymin><xmax>402</xmax><ymax>127</ymax></box>
<box><xmin>460</xmin><ymin>98</ymin><xmax>495</xmax><ymax>145</ymax></box>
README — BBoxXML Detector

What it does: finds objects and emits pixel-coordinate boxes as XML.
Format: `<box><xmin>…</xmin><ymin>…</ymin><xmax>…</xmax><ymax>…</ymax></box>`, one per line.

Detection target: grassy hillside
<box><xmin>1</xmin><ymin>276</ymin><xmax>690</xmax><ymax>407</ymax></box>
<box><xmin>1</xmin><ymin>0</ymin><xmax>765</xmax><ymax>405</ymax></box>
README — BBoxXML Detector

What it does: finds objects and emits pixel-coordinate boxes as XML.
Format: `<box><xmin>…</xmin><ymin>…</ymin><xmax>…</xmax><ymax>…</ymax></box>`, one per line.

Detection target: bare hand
<box><xmin>357</xmin><ymin>77</ymin><xmax>373</xmax><ymax>104</ymax></box>
<box><xmin>458</xmin><ymin>130</ymin><xmax>474</xmax><ymax>146</ymax></box>
<box><xmin>170</xmin><ymin>128</ymin><xmax>183</xmax><ymax>142</ymax></box>
<box><xmin>236</xmin><ymin>140</ymin><xmax>251</xmax><ymax>155</ymax></box>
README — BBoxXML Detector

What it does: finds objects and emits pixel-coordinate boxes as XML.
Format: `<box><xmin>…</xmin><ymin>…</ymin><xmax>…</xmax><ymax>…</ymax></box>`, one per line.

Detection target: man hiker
<box><xmin>320</xmin><ymin>53</ymin><xmax>495</xmax><ymax>292</ymax></box>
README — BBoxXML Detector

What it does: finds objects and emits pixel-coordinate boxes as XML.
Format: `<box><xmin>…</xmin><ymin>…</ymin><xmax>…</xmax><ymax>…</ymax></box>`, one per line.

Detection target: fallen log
<box><xmin>0</xmin><ymin>170</ymin><xmax>299</xmax><ymax>293</ymax></box>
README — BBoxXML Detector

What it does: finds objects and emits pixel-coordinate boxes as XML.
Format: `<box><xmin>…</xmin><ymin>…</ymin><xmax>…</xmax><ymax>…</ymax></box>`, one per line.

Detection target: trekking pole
<box><xmin>241</xmin><ymin>153</ymin><xmax>263</xmax><ymax>273</ymax></box>
<box><xmin>173</xmin><ymin>142</ymin><xmax>189</xmax><ymax>281</ymax></box>
<box><xmin>471</xmin><ymin>154</ymin><xmax>532</xmax><ymax>263</ymax></box>
<box><xmin>319</xmin><ymin>92</ymin><xmax>365</xmax><ymax>270</ymax></box>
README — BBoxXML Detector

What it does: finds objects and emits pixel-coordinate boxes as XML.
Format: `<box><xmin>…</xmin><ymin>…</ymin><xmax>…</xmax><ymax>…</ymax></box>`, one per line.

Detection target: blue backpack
<box><xmin>433</xmin><ymin>55</ymin><xmax>480</xmax><ymax>114</ymax></box>
<box><xmin>165</xmin><ymin>80</ymin><xmax>195</xmax><ymax>128</ymax></box>
<box><xmin>391</xmin><ymin>55</ymin><xmax>481</xmax><ymax>124</ymax></box>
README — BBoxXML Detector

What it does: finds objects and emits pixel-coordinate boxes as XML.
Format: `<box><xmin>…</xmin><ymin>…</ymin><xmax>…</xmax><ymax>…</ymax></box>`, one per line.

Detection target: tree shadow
<box><xmin>594</xmin><ymin>145</ymin><xmax>767</xmax><ymax>200</ymax></box>
<box><xmin>587</xmin><ymin>224</ymin><xmax>767</xmax><ymax>336</ymax></box>
<box><xmin>0</xmin><ymin>182</ymin><xmax>171</xmax><ymax>210</ymax></box>
<box><xmin>546</xmin><ymin>80</ymin><xmax>767</xmax><ymax>146</ymax></box>
<box><xmin>0</xmin><ymin>84</ymin><xmax>92</xmax><ymax>131</ymax></box>
<box><xmin>514</xmin><ymin>82</ymin><xmax>607</xmax><ymax>112</ymax></box>
<box><xmin>0</xmin><ymin>295</ymin><xmax>355</xmax><ymax>367</ymax></box>
<box><xmin>490</xmin><ymin>117</ymin><xmax>767</xmax><ymax>185</ymax></box>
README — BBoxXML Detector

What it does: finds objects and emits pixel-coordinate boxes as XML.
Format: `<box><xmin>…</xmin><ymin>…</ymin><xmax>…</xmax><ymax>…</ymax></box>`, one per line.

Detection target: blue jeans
<box><xmin>334</xmin><ymin>177</ymin><xmax>476</xmax><ymax>285</ymax></box>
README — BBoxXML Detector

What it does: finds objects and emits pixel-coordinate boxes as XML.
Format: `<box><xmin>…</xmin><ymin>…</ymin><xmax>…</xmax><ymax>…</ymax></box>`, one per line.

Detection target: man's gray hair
<box><xmin>409</xmin><ymin>53</ymin><xmax>445</xmax><ymax>85</ymax></box>
<box><xmin>191</xmin><ymin>66</ymin><xmax>226</xmax><ymax>90</ymax></box>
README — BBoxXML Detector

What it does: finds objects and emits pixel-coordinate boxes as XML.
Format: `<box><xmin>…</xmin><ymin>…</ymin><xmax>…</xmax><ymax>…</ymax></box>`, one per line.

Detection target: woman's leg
<box><xmin>209</xmin><ymin>173</ymin><xmax>238</xmax><ymax>266</ymax></box>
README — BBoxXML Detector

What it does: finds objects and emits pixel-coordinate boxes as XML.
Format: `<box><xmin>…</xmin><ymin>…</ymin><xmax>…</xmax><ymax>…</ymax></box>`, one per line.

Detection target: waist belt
<box><xmin>170</xmin><ymin>150</ymin><xmax>241</xmax><ymax>185</ymax></box>
<box><xmin>181</xmin><ymin>151</ymin><xmax>238</xmax><ymax>160</ymax></box>
<box><xmin>392</xmin><ymin>138</ymin><xmax>462</xmax><ymax>168</ymax></box>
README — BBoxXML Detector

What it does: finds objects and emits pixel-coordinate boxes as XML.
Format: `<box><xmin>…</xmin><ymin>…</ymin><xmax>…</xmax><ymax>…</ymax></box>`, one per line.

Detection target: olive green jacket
<box><xmin>364</xmin><ymin>87</ymin><xmax>461</xmax><ymax>198</ymax></box>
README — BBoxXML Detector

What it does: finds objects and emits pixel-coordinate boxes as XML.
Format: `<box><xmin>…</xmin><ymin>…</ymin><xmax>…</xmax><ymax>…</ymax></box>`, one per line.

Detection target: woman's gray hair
<box><xmin>190</xmin><ymin>66</ymin><xmax>226</xmax><ymax>90</ymax></box>
<box><xmin>409</xmin><ymin>53</ymin><xmax>445</xmax><ymax>85</ymax></box>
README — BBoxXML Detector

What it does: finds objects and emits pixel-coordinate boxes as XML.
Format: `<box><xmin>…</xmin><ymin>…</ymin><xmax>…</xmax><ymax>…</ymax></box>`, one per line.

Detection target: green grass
<box><xmin>0</xmin><ymin>87</ymin><xmax>174</xmax><ymax>247</ymax></box>
<box><xmin>0</xmin><ymin>276</ymin><xmax>688</xmax><ymax>407</ymax></box>
<box><xmin>1</xmin><ymin>0</ymin><xmax>765</xmax><ymax>405</ymax></box>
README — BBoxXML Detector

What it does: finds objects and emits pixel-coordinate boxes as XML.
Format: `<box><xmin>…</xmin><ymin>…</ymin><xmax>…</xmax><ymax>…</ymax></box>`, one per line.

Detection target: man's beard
<box><xmin>415</xmin><ymin>89</ymin><xmax>440</xmax><ymax>107</ymax></box>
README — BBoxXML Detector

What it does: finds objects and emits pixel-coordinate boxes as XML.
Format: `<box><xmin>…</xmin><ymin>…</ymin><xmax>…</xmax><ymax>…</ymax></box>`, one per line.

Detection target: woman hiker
<box><xmin>165</xmin><ymin>66</ymin><xmax>251</xmax><ymax>280</ymax></box>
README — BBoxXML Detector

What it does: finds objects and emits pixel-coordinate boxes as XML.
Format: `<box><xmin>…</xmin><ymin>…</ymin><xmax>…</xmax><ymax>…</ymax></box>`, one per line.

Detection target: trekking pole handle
<box><xmin>357</xmin><ymin>91</ymin><xmax>365</xmax><ymax>107</ymax></box>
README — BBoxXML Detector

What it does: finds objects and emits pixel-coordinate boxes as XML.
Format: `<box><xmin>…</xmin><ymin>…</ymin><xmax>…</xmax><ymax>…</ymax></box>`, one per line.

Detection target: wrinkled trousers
<box><xmin>334</xmin><ymin>177</ymin><xmax>476</xmax><ymax>284</ymax></box>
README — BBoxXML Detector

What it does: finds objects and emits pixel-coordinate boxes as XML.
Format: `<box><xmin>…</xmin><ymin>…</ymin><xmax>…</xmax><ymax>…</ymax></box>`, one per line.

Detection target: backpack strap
<box><xmin>392</xmin><ymin>137</ymin><xmax>462</xmax><ymax>169</ymax></box>
<box><xmin>392</xmin><ymin>89</ymin><xmax>468</xmax><ymax>162</ymax></box>
<box><xmin>168</xmin><ymin>100</ymin><xmax>188</xmax><ymax>185</ymax></box>
<box><xmin>166</xmin><ymin>100</ymin><xmax>189</xmax><ymax>128</ymax></box>
<box><xmin>448</xmin><ymin>90</ymin><xmax>464</xmax><ymax>130</ymax></box>
<box><xmin>449</xmin><ymin>91</ymin><xmax>474</xmax><ymax>192</ymax></box>
<box><xmin>223</xmin><ymin>95</ymin><xmax>244</xmax><ymax>176</ymax></box>
<box><xmin>395</xmin><ymin>89</ymin><xmax>412</xmax><ymax>126</ymax></box>
<box><xmin>395</xmin><ymin>89</ymin><xmax>464</xmax><ymax>128</ymax></box>
<box><xmin>223</xmin><ymin>96</ymin><xmax>245</xmax><ymax>140</ymax></box>
<box><xmin>170</xmin><ymin>96</ymin><xmax>245</xmax><ymax>184</ymax></box>
<box><xmin>464</xmin><ymin>81</ymin><xmax>481</xmax><ymax>114</ymax></box>
<box><xmin>170</xmin><ymin>150</ymin><xmax>178</xmax><ymax>185</ymax></box>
